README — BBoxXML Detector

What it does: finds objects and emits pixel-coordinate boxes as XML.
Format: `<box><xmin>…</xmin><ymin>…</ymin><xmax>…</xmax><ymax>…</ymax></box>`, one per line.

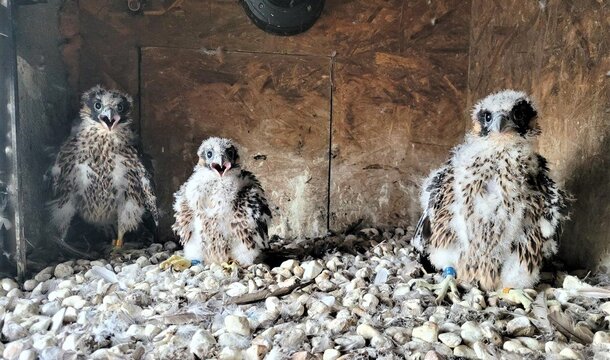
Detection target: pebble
<box><xmin>23</xmin><ymin>280</ymin><xmax>38</xmax><ymax>292</ymax></box>
<box><xmin>3</xmin><ymin>341</ymin><xmax>26</xmax><ymax>360</ymax></box>
<box><xmin>412</xmin><ymin>322</ymin><xmax>439</xmax><ymax>343</ymax></box>
<box><xmin>438</xmin><ymin>332</ymin><xmax>462</xmax><ymax>348</ymax></box>
<box><xmin>226</xmin><ymin>282</ymin><xmax>249</xmax><ymax>297</ymax></box>
<box><xmin>460</xmin><ymin>321</ymin><xmax>483</xmax><ymax>345</ymax></box>
<box><xmin>323</xmin><ymin>349</ymin><xmax>341</xmax><ymax>360</ymax></box>
<box><xmin>190</xmin><ymin>329</ymin><xmax>217</xmax><ymax>358</ymax></box>
<box><xmin>54</xmin><ymin>263</ymin><xmax>74</xmax><ymax>278</ymax></box>
<box><xmin>1</xmin><ymin>278</ymin><xmax>18</xmax><ymax>292</ymax></box>
<box><xmin>356</xmin><ymin>324</ymin><xmax>380</xmax><ymax>339</ymax></box>
<box><xmin>506</xmin><ymin>316</ymin><xmax>535</xmax><ymax>337</ymax></box>
<box><xmin>225</xmin><ymin>315</ymin><xmax>251</xmax><ymax>336</ymax></box>
<box><xmin>593</xmin><ymin>331</ymin><xmax>610</xmax><ymax>345</ymax></box>
<box><xmin>559</xmin><ymin>348</ymin><xmax>584</xmax><ymax>360</ymax></box>
<box><xmin>302</xmin><ymin>260</ymin><xmax>324</xmax><ymax>280</ymax></box>
<box><xmin>453</xmin><ymin>345</ymin><xmax>477</xmax><ymax>358</ymax></box>
<box><xmin>18</xmin><ymin>350</ymin><xmax>36</xmax><ymax>360</ymax></box>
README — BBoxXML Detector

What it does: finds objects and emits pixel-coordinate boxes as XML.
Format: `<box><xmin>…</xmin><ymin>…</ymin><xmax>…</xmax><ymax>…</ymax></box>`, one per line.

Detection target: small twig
<box><xmin>226</xmin><ymin>280</ymin><xmax>315</xmax><ymax>305</ymax></box>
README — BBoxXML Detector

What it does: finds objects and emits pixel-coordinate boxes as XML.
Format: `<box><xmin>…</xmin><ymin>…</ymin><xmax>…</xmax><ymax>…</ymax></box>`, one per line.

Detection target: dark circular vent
<box><xmin>240</xmin><ymin>0</ymin><xmax>325</xmax><ymax>36</ymax></box>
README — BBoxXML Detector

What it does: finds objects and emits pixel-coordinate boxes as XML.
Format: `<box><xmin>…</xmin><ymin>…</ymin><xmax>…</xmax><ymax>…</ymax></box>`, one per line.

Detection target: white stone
<box><xmin>302</xmin><ymin>260</ymin><xmax>324</xmax><ymax>280</ymax></box>
<box><xmin>244</xmin><ymin>344</ymin><xmax>268</xmax><ymax>360</ymax></box>
<box><xmin>334</xmin><ymin>335</ymin><xmax>365</xmax><ymax>350</ymax></box>
<box><xmin>323</xmin><ymin>349</ymin><xmax>341</xmax><ymax>360</ymax></box>
<box><xmin>62</xmin><ymin>334</ymin><xmax>79</xmax><ymax>351</ymax></box>
<box><xmin>190</xmin><ymin>329</ymin><xmax>217</xmax><ymax>358</ymax></box>
<box><xmin>412</xmin><ymin>322</ymin><xmax>438</xmax><ymax>343</ymax></box>
<box><xmin>280</xmin><ymin>259</ymin><xmax>298</xmax><ymax>270</ymax></box>
<box><xmin>144</xmin><ymin>324</ymin><xmax>161</xmax><ymax>338</ymax></box>
<box><xmin>360</xmin><ymin>293</ymin><xmax>379</xmax><ymax>313</ymax></box>
<box><xmin>370</xmin><ymin>335</ymin><xmax>392</xmax><ymax>350</ymax></box>
<box><xmin>33</xmin><ymin>334</ymin><xmax>56</xmax><ymax>350</ymax></box>
<box><xmin>593</xmin><ymin>331</ymin><xmax>610</xmax><ymax>345</ymax></box>
<box><xmin>219</xmin><ymin>347</ymin><xmax>243</xmax><ymax>360</ymax></box>
<box><xmin>29</xmin><ymin>317</ymin><xmax>52</xmax><ymax>333</ymax></box>
<box><xmin>54</xmin><ymin>263</ymin><xmax>74</xmax><ymax>278</ymax></box>
<box><xmin>3</xmin><ymin>341</ymin><xmax>26</xmax><ymax>360</ymax></box>
<box><xmin>1</xmin><ymin>278</ymin><xmax>18</xmax><ymax>291</ymax></box>
<box><xmin>460</xmin><ymin>321</ymin><xmax>483</xmax><ymax>345</ymax></box>
<box><xmin>48</xmin><ymin>288</ymin><xmax>71</xmax><ymax>301</ymax></box>
<box><xmin>63</xmin><ymin>307</ymin><xmax>78</xmax><ymax>323</ymax></box>
<box><xmin>281</xmin><ymin>328</ymin><xmax>307</xmax><ymax>349</ymax></box>
<box><xmin>356</xmin><ymin>324</ymin><xmax>380</xmax><ymax>339</ymax></box>
<box><xmin>503</xmin><ymin>340</ymin><xmax>523</xmax><ymax>352</ymax></box>
<box><xmin>453</xmin><ymin>345</ymin><xmax>477</xmax><ymax>358</ymax></box>
<box><xmin>225</xmin><ymin>315</ymin><xmax>251</xmax><ymax>336</ymax></box>
<box><xmin>545</xmin><ymin>341</ymin><xmax>566</xmax><ymax>354</ymax></box>
<box><xmin>18</xmin><ymin>350</ymin><xmax>36</xmax><ymax>360</ymax></box>
<box><xmin>226</xmin><ymin>282</ymin><xmax>249</xmax><ymax>297</ymax></box>
<box><xmin>506</xmin><ymin>316</ymin><xmax>535</xmax><ymax>336</ymax></box>
<box><xmin>62</xmin><ymin>295</ymin><xmax>86</xmax><ymax>309</ymax></box>
<box><xmin>2</xmin><ymin>321</ymin><xmax>27</xmax><ymax>341</ymax></box>
<box><xmin>51</xmin><ymin>308</ymin><xmax>66</xmax><ymax>332</ymax></box>
<box><xmin>517</xmin><ymin>336</ymin><xmax>543</xmax><ymax>351</ymax></box>
<box><xmin>559</xmin><ymin>348</ymin><xmax>584</xmax><ymax>360</ymax></box>
<box><xmin>473</xmin><ymin>341</ymin><xmax>494</xmax><ymax>360</ymax></box>
<box><xmin>13</xmin><ymin>301</ymin><xmax>38</xmax><ymax>318</ymax></box>
<box><xmin>600</xmin><ymin>302</ymin><xmax>610</xmax><ymax>315</ymax></box>
<box><xmin>6</xmin><ymin>289</ymin><xmax>23</xmax><ymax>298</ymax></box>
<box><xmin>438</xmin><ymin>332</ymin><xmax>462</xmax><ymax>348</ymax></box>
<box><xmin>23</xmin><ymin>280</ymin><xmax>38</xmax><ymax>292</ymax></box>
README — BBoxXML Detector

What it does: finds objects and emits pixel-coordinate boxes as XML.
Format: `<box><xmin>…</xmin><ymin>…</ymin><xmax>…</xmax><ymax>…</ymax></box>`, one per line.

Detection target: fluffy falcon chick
<box><xmin>169</xmin><ymin>137</ymin><xmax>271</xmax><ymax>269</ymax></box>
<box><xmin>49</xmin><ymin>85</ymin><xmax>158</xmax><ymax>252</ymax></box>
<box><xmin>412</xmin><ymin>90</ymin><xmax>570</xmax><ymax>308</ymax></box>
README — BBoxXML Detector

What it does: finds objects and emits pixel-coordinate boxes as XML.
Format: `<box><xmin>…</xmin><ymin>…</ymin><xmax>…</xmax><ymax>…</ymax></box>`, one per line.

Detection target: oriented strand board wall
<box><xmin>63</xmin><ymin>0</ymin><xmax>471</xmax><ymax>239</ymax></box>
<box><xmin>468</xmin><ymin>0</ymin><xmax>610</xmax><ymax>270</ymax></box>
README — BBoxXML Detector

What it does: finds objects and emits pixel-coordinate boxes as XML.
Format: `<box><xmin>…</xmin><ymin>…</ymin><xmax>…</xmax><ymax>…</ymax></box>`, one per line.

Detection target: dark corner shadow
<box><xmin>559</xmin><ymin>129</ymin><xmax>610</xmax><ymax>273</ymax></box>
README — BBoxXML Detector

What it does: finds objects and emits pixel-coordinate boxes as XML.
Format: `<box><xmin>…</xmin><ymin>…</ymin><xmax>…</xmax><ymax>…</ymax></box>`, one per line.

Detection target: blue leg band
<box><xmin>443</xmin><ymin>266</ymin><xmax>456</xmax><ymax>277</ymax></box>
<box><xmin>191</xmin><ymin>260</ymin><xmax>201</xmax><ymax>266</ymax></box>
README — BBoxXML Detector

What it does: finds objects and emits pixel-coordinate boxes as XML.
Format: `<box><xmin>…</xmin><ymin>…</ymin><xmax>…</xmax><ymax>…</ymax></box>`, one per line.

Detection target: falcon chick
<box><xmin>411</xmin><ymin>90</ymin><xmax>570</xmax><ymax>308</ymax></box>
<box><xmin>49</xmin><ymin>85</ymin><xmax>158</xmax><ymax>253</ymax></box>
<box><xmin>165</xmin><ymin>137</ymin><xmax>272</xmax><ymax>271</ymax></box>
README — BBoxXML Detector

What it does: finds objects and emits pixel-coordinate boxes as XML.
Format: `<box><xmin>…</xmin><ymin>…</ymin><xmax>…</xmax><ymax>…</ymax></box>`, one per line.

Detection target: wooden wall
<box><xmin>57</xmin><ymin>0</ymin><xmax>609</xmax><ymax>269</ymax></box>
<box><xmin>62</xmin><ymin>0</ymin><xmax>471</xmax><ymax>240</ymax></box>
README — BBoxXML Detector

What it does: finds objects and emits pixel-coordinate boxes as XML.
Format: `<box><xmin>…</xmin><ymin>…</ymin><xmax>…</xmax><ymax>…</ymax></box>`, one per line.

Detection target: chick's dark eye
<box><xmin>513</xmin><ymin>109</ymin><xmax>523</xmax><ymax>121</ymax></box>
<box><xmin>484</xmin><ymin>112</ymin><xmax>492</xmax><ymax>123</ymax></box>
<box><xmin>94</xmin><ymin>102</ymin><xmax>102</xmax><ymax>110</ymax></box>
<box><xmin>117</xmin><ymin>103</ymin><xmax>124</xmax><ymax>113</ymax></box>
<box><xmin>206</xmin><ymin>151</ymin><xmax>213</xmax><ymax>159</ymax></box>
<box><xmin>226</xmin><ymin>148</ymin><xmax>234</xmax><ymax>157</ymax></box>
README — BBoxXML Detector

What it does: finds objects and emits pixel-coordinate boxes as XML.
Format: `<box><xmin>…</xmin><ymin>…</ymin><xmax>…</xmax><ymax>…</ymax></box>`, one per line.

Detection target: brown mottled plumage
<box><xmin>49</xmin><ymin>85</ymin><xmax>158</xmax><ymax>251</ymax></box>
<box><xmin>172</xmin><ymin>137</ymin><xmax>271</xmax><ymax>266</ymax></box>
<box><xmin>413</xmin><ymin>90</ymin><xmax>570</xmax><ymax>292</ymax></box>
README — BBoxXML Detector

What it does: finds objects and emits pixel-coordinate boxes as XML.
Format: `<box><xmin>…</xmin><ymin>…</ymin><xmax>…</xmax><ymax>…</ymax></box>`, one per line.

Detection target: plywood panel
<box><xmin>329</xmin><ymin>0</ymin><xmax>471</xmax><ymax>231</ymax></box>
<box><xmin>141</xmin><ymin>47</ymin><xmax>331</xmax><ymax>239</ymax></box>
<box><xmin>468</xmin><ymin>0</ymin><xmax>610</xmax><ymax>269</ymax></box>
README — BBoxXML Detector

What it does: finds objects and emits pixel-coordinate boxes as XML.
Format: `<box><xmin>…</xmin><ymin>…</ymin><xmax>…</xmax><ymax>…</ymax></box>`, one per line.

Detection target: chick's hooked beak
<box><xmin>98</xmin><ymin>108</ymin><xmax>122</xmax><ymax>130</ymax></box>
<box><xmin>491</xmin><ymin>113</ymin><xmax>512</xmax><ymax>133</ymax></box>
<box><xmin>211</xmin><ymin>158</ymin><xmax>232</xmax><ymax>177</ymax></box>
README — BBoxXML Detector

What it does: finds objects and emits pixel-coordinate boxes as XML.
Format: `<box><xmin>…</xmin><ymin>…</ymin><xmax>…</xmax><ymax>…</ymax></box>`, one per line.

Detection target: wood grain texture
<box><xmin>468</xmin><ymin>0</ymin><xmax>610</xmax><ymax>270</ymax></box>
<box><xmin>329</xmin><ymin>0</ymin><xmax>471</xmax><ymax>231</ymax></box>
<box><xmin>140</xmin><ymin>47</ymin><xmax>331</xmax><ymax>240</ymax></box>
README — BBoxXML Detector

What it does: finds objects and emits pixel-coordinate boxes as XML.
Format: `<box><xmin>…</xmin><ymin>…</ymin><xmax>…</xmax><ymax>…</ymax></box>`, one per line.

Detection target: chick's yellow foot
<box><xmin>495</xmin><ymin>288</ymin><xmax>535</xmax><ymax>311</ymax></box>
<box><xmin>221</xmin><ymin>260</ymin><xmax>240</xmax><ymax>273</ymax></box>
<box><xmin>160</xmin><ymin>254</ymin><xmax>192</xmax><ymax>271</ymax></box>
<box><xmin>408</xmin><ymin>275</ymin><xmax>460</xmax><ymax>304</ymax></box>
<box><xmin>111</xmin><ymin>237</ymin><xmax>124</xmax><ymax>250</ymax></box>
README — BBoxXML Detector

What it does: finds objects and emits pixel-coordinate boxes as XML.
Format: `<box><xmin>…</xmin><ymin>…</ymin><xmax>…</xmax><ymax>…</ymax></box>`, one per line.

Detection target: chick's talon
<box><xmin>160</xmin><ymin>254</ymin><xmax>191</xmax><ymax>271</ymax></box>
<box><xmin>221</xmin><ymin>260</ymin><xmax>240</xmax><ymax>273</ymax></box>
